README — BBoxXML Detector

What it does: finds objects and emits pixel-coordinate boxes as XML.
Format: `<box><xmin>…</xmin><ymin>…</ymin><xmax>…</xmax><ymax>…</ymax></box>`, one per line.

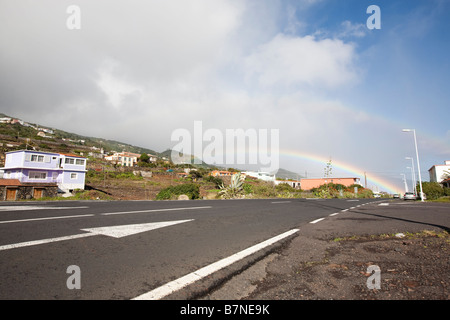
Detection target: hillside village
<box><xmin>1</xmin><ymin>114</ymin><xmax>449</xmax><ymax>202</ymax></box>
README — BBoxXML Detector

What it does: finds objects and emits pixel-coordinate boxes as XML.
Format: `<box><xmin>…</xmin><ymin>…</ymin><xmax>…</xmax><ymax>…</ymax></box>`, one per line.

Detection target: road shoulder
<box><xmin>202</xmin><ymin>201</ymin><xmax>450</xmax><ymax>300</ymax></box>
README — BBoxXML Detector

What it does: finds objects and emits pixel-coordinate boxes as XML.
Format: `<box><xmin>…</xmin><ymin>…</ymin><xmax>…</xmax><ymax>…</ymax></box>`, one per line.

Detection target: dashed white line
<box><xmin>132</xmin><ymin>228</ymin><xmax>300</xmax><ymax>300</ymax></box>
<box><xmin>329</xmin><ymin>212</ymin><xmax>340</xmax><ymax>217</ymax></box>
<box><xmin>0</xmin><ymin>214</ymin><xmax>94</xmax><ymax>224</ymax></box>
<box><xmin>309</xmin><ymin>218</ymin><xmax>325</xmax><ymax>224</ymax></box>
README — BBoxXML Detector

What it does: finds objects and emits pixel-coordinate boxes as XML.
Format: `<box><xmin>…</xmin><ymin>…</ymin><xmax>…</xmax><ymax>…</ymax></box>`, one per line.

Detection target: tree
<box><xmin>139</xmin><ymin>153</ymin><xmax>150</xmax><ymax>163</ymax></box>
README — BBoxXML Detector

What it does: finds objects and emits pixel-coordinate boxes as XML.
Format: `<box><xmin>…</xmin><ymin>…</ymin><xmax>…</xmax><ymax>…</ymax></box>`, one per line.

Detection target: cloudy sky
<box><xmin>1</xmin><ymin>0</ymin><xmax>449</xmax><ymax>193</ymax></box>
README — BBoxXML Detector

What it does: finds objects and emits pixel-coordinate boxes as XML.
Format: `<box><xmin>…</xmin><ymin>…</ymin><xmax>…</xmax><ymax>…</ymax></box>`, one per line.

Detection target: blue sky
<box><xmin>0</xmin><ymin>0</ymin><xmax>449</xmax><ymax>192</ymax></box>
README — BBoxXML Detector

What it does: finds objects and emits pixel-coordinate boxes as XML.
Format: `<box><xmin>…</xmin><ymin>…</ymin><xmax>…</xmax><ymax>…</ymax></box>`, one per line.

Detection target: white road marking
<box><xmin>132</xmin><ymin>228</ymin><xmax>300</xmax><ymax>300</ymax></box>
<box><xmin>0</xmin><ymin>219</ymin><xmax>194</xmax><ymax>251</ymax></box>
<box><xmin>378</xmin><ymin>203</ymin><xmax>389</xmax><ymax>206</ymax></box>
<box><xmin>0</xmin><ymin>214</ymin><xmax>94</xmax><ymax>224</ymax></box>
<box><xmin>329</xmin><ymin>212</ymin><xmax>339</xmax><ymax>216</ymax></box>
<box><xmin>341</xmin><ymin>209</ymin><xmax>349</xmax><ymax>212</ymax></box>
<box><xmin>0</xmin><ymin>206</ymin><xmax>89</xmax><ymax>211</ymax></box>
<box><xmin>309</xmin><ymin>218</ymin><xmax>325</xmax><ymax>224</ymax></box>
<box><xmin>81</xmin><ymin>219</ymin><xmax>194</xmax><ymax>238</ymax></box>
<box><xmin>101</xmin><ymin>206</ymin><xmax>212</xmax><ymax>216</ymax></box>
<box><xmin>0</xmin><ymin>233</ymin><xmax>96</xmax><ymax>251</ymax></box>
<box><xmin>271</xmin><ymin>201</ymin><xmax>291</xmax><ymax>204</ymax></box>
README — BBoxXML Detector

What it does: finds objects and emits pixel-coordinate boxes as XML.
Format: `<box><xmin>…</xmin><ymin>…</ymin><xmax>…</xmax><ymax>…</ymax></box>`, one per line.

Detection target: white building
<box><xmin>274</xmin><ymin>179</ymin><xmax>301</xmax><ymax>189</ymax></box>
<box><xmin>242</xmin><ymin>171</ymin><xmax>276</xmax><ymax>182</ymax></box>
<box><xmin>105</xmin><ymin>152</ymin><xmax>140</xmax><ymax>167</ymax></box>
<box><xmin>1</xmin><ymin>150</ymin><xmax>87</xmax><ymax>193</ymax></box>
<box><xmin>428</xmin><ymin>160</ymin><xmax>450</xmax><ymax>183</ymax></box>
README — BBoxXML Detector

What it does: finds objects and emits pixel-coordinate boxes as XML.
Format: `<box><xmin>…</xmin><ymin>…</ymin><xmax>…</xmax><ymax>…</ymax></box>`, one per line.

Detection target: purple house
<box><xmin>1</xmin><ymin>150</ymin><xmax>87</xmax><ymax>193</ymax></box>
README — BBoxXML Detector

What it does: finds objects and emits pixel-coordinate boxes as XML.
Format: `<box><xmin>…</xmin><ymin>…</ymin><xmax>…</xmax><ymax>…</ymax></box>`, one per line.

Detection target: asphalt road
<box><xmin>0</xmin><ymin>198</ymin><xmax>379</xmax><ymax>300</ymax></box>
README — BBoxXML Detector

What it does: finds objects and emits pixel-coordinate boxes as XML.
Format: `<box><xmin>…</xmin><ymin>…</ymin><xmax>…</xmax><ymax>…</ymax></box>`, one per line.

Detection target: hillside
<box><xmin>0</xmin><ymin>113</ymin><xmax>303</xmax><ymax>179</ymax></box>
<box><xmin>0</xmin><ymin>113</ymin><xmax>159</xmax><ymax>158</ymax></box>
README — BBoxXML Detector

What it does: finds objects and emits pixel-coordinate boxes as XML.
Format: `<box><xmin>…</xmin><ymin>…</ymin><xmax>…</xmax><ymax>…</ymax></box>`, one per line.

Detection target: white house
<box><xmin>429</xmin><ymin>160</ymin><xmax>450</xmax><ymax>183</ymax></box>
<box><xmin>104</xmin><ymin>151</ymin><xmax>141</xmax><ymax>167</ymax></box>
<box><xmin>274</xmin><ymin>179</ymin><xmax>301</xmax><ymax>189</ymax></box>
<box><xmin>1</xmin><ymin>150</ymin><xmax>87</xmax><ymax>193</ymax></box>
<box><xmin>242</xmin><ymin>171</ymin><xmax>276</xmax><ymax>182</ymax></box>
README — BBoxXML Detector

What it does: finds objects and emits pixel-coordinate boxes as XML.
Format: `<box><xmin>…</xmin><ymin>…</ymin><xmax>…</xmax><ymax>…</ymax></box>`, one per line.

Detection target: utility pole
<box><xmin>364</xmin><ymin>172</ymin><xmax>367</xmax><ymax>189</ymax></box>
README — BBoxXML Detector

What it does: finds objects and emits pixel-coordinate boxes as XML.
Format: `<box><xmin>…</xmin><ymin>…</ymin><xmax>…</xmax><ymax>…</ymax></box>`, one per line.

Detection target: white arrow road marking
<box><xmin>80</xmin><ymin>219</ymin><xmax>194</xmax><ymax>238</ymax></box>
<box><xmin>0</xmin><ymin>219</ymin><xmax>194</xmax><ymax>251</ymax></box>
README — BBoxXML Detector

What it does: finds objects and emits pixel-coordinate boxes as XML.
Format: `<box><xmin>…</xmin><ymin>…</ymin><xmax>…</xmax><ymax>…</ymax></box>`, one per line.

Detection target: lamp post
<box><xmin>401</xmin><ymin>173</ymin><xmax>408</xmax><ymax>193</ymax></box>
<box><xmin>405</xmin><ymin>156</ymin><xmax>417</xmax><ymax>195</ymax></box>
<box><xmin>406</xmin><ymin>167</ymin><xmax>412</xmax><ymax>193</ymax></box>
<box><xmin>402</xmin><ymin>129</ymin><xmax>424</xmax><ymax>201</ymax></box>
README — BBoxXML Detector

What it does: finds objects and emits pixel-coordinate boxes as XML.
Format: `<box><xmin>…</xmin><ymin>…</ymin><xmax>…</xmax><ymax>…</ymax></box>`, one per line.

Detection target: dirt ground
<box><xmin>86</xmin><ymin>174</ymin><xmax>218</xmax><ymax>201</ymax></box>
<box><xmin>244</xmin><ymin>231</ymin><xmax>449</xmax><ymax>300</ymax></box>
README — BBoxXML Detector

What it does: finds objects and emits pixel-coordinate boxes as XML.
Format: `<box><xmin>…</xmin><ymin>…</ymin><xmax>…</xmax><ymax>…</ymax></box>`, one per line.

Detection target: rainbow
<box><xmin>279</xmin><ymin>149</ymin><xmax>402</xmax><ymax>194</ymax></box>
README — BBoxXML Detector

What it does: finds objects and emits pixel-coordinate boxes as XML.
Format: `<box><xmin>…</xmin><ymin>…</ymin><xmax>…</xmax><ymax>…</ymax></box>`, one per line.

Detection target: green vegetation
<box><xmin>419</xmin><ymin>182</ymin><xmax>450</xmax><ymax>200</ymax></box>
<box><xmin>311</xmin><ymin>183</ymin><xmax>373</xmax><ymax>199</ymax></box>
<box><xmin>156</xmin><ymin>183</ymin><xmax>200</xmax><ymax>200</ymax></box>
<box><xmin>332</xmin><ymin>229</ymin><xmax>449</xmax><ymax>242</ymax></box>
<box><xmin>218</xmin><ymin>173</ymin><xmax>245</xmax><ymax>199</ymax></box>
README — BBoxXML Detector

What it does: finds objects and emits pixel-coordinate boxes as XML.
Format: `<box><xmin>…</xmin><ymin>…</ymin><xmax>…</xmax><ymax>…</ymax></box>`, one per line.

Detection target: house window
<box><xmin>29</xmin><ymin>171</ymin><xmax>47</xmax><ymax>180</ymax></box>
<box><xmin>65</xmin><ymin>158</ymin><xmax>75</xmax><ymax>165</ymax></box>
<box><xmin>70</xmin><ymin>173</ymin><xmax>78</xmax><ymax>179</ymax></box>
<box><xmin>75</xmin><ymin>159</ymin><xmax>85</xmax><ymax>165</ymax></box>
<box><xmin>31</xmin><ymin>155</ymin><xmax>44</xmax><ymax>162</ymax></box>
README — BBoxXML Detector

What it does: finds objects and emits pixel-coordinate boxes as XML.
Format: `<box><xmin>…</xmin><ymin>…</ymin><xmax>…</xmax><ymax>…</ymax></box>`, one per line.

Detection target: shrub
<box><xmin>275</xmin><ymin>183</ymin><xmax>295</xmax><ymax>193</ymax></box>
<box><xmin>243</xmin><ymin>183</ymin><xmax>253</xmax><ymax>194</ymax></box>
<box><xmin>204</xmin><ymin>176</ymin><xmax>224</xmax><ymax>189</ymax></box>
<box><xmin>419</xmin><ymin>182</ymin><xmax>445</xmax><ymax>200</ymax></box>
<box><xmin>156</xmin><ymin>183</ymin><xmax>200</xmax><ymax>200</ymax></box>
<box><xmin>219</xmin><ymin>173</ymin><xmax>245</xmax><ymax>199</ymax></box>
<box><xmin>253</xmin><ymin>183</ymin><xmax>277</xmax><ymax>198</ymax></box>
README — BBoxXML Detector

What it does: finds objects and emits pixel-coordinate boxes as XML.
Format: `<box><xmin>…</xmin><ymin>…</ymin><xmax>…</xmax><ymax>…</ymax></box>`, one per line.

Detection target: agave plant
<box><xmin>219</xmin><ymin>173</ymin><xmax>245</xmax><ymax>199</ymax></box>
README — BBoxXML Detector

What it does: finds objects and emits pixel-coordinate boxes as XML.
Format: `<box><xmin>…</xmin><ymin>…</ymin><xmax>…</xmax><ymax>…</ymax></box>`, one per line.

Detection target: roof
<box><xmin>6</xmin><ymin>149</ymin><xmax>59</xmax><ymax>156</ymax></box>
<box><xmin>0</xmin><ymin>179</ymin><xmax>57</xmax><ymax>187</ymax></box>
<box><xmin>5</xmin><ymin>150</ymin><xmax>85</xmax><ymax>159</ymax></box>
<box><xmin>0</xmin><ymin>179</ymin><xmax>21</xmax><ymax>186</ymax></box>
<box><xmin>59</xmin><ymin>153</ymin><xmax>85</xmax><ymax>158</ymax></box>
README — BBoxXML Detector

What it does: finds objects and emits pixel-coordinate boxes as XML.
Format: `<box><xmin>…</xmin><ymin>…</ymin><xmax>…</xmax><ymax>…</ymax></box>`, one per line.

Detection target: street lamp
<box><xmin>406</xmin><ymin>167</ymin><xmax>413</xmax><ymax>193</ymax></box>
<box><xmin>402</xmin><ymin>129</ymin><xmax>424</xmax><ymax>201</ymax></box>
<box><xmin>400</xmin><ymin>173</ymin><xmax>408</xmax><ymax>193</ymax></box>
<box><xmin>405</xmin><ymin>156</ymin><xmax>416</xmax><ymax>194</ymax></box>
